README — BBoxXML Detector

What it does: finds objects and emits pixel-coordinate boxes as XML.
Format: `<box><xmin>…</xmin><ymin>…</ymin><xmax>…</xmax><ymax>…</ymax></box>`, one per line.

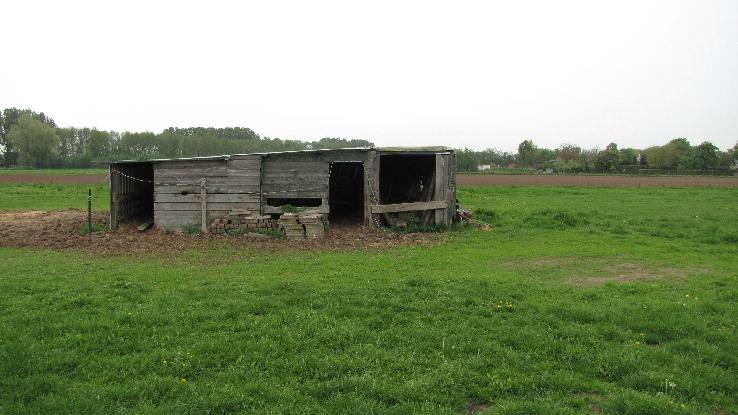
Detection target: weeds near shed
<box><xmin>280</xmin><ymin>204</ymin><xmax>304</xmax><ymax>213</ymax></box>
<box><xmin>181</xmin><ymin>225</ymin><xmax>202</xmax><ymax>236</ymax></box>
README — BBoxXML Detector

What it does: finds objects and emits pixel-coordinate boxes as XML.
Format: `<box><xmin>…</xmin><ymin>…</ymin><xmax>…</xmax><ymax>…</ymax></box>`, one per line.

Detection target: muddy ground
<box><xmin>458</xmin><ymin>174</ymin><xmax>738</xmax><ymax>187</ymax></box>
<box><xmin>0</xmin><ymin>209</ymin><xmax>438</xmax><ymax>255</ymax></box>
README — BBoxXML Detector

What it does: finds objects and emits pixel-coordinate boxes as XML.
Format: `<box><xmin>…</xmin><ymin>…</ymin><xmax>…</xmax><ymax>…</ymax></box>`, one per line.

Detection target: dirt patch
<box><xmin>0</xmin><ymin>209</ymin><xmax>440</xmax><ymax>256</ymax></box>
<box><xmin>502</xmin><ymin>256</ymin><xmax>690</xmax><ymax>286</ymax></box>
<box><xmin>566</xmin><ymin>262</ymin><xmax>687</xmax><ymax>286</ymax></box>
<box><xmin>465</xmin><ymin>402</ymin><xmax>492</xmax><ymax>413</ymax></box>
<box><xmin>0</xmin><ymin>173</ymin><xmax>108</xmax><ymax>184</ymax></box>
<box><xmin>458</xmin><ymin>174</ymin><xmax>738</xmax><ymax>188</ymax></box>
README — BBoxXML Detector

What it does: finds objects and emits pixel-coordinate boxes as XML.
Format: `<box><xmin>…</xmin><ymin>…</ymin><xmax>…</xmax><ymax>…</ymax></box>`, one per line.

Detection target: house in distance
<box><xmin>107</xmin><ymin>147</ymin><xmax>457</xmax><ymax>233</ymax></box>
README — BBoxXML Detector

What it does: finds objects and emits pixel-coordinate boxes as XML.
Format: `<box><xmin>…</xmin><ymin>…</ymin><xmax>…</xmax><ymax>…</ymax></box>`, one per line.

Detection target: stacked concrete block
<box><xmin>300</xmin><ymin>214</ymin><xmax>327</xmax><ymax>238</ymax></box>
<box><xmin>278</xmin><ymin>213</ymin><xmax>305</xmax><ymax>239</ymax></box>
<box><xmin>277</xmin><ymin>211</ymin><xmax>329</xmax><ymax>239</ymax></box>
<box><xmin>210</xmin><ymin>211</ymin><xmax>278</xmax><ymax>234</ymax></box>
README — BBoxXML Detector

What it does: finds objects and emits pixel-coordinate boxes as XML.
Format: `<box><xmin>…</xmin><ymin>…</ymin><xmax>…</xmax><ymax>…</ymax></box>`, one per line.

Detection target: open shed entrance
<box><xmin>329</xmin><ymin>161</ymin><xmax>364</xmax><ymax>224</ymax></box>
<box><xmin>110</xmin><ymin>162</ymin><xmax>154</xmax><ymax>229</ymax></box>
<box><xmin>379</xmin><ymin>154</ymin><xmax>435</xmax><ymax>203</ymax></box>
<box><xmin>378</xmin><ymin>153</ymin><xmax>437</xmax><ymax>226</ymax></box>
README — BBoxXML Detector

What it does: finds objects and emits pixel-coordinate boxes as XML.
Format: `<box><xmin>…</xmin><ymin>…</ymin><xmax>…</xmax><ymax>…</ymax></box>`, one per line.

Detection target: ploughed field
<box><xmin>458</xmin><ymin>173</ymin><xmax>738</xmax><ymax>188</ymax></box>
<box><xmin>1</xmin><ymin>176</ymin><xmax>737</xmax><ymax>414</ymax></box>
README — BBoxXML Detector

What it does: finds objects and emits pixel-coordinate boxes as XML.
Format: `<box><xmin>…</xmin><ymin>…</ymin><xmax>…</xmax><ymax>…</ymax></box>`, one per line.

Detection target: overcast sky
<box><xmin>2</xmin><ymin>0</ymin><xmax>737</xmax><ymax>151</ymax></box>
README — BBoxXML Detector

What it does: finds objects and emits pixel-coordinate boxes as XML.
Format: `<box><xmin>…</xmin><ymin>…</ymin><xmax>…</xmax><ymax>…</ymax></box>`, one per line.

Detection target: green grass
<box><xmin>0</xmin><ymin>167</ymin><xmax>108</xmax><ymax>175</ymax></box>
<box><xmin>1</xmin><ymin>186</ymin><xmax>737</xmax><ymax>414</ymax></box>
<box><xmin>0</xmin><ymin>183</ymin><xmax>109</xmax><ymax>211</ymax></box>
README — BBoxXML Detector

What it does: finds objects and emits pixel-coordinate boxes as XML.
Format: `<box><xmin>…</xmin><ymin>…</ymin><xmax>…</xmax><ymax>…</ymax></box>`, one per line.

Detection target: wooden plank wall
<box><xmin>153</xmin><ymin>156</ymin><xmax>262</xmax><ymax>230</ymax></box>
<box><xmin>261</xmin><ymin>151</ymin><xmax>368</xmax><ymax>213</ymax></box>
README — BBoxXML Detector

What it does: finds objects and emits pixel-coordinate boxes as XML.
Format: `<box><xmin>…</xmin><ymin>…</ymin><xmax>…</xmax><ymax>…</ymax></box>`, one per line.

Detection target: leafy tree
<box><xmin>618</xmin><ymin>148</ymin><xmax>639</xmax><ymax>166</ymax></box>
<box><xmin>454</xmin><ymin>148</ymin><xmax>480</xmax><ymax>172</ymax></box>
<box><xmin>87</xmin><ymin>129</ymin><xmax>112</xmax><ymax>159</ymax></box>
<box><xmin>1</xmin><ymin>108</ymin><xmax>56</xmax><ymax>165</ymax></box>
<box><xmin>517</xmin><ymin>140</ymin><xmax>537</xmax><ymax>166</ymax></box>
<box><xmin>8</xmin><ymin>115</ymin><xmax>60</xmax><ymax>167</ymax></box>
<box><xmin>691</xmin><ymin>141</ymin><xmax>718</xmax><ymax>170</ymax></box>
<box><xmin>556</xmin><ymin>144</ymin><xmax>581</xmax><ymax>162</ymax></box>
<box><xmin>309</xmin><ymin>137</ymin><xmax>374</xmax><ymax>149</ymax></box>
<box><xmin>644</xmin><ymin>138</ymin><xmax>692</xmax><ymax>169</ymax></box>
<box><xmin>595</xmin><ymin>143</ymin><xmax>620</xmax><ymax>172</ymax></box>
<box><xmin>718</xmin><ymin>141</ymin><xmax>738</xmax><ymax>168</ymax></box>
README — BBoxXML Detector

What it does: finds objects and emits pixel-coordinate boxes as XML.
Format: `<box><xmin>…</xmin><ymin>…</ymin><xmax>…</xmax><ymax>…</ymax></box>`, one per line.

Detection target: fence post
<box><xmin>88</xmin><ymin>188</ymin><xmax>92</xmax><ymax>237</ymax></box>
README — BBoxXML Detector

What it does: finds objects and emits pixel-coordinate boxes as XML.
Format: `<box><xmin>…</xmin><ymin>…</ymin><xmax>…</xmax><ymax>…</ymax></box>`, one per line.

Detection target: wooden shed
<box><xmin>108</xmin><ymin>147</ymin><xmax>456</xmax><ymax>231</ymax></box>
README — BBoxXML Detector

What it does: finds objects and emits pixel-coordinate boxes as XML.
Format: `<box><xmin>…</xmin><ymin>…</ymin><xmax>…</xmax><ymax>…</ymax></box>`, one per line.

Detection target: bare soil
<box><xmin>502</xmin><ymin>256</ymin><xmax>691</xmax><ymax>286</ymax></box>
<box><xmin>458</xmin><ymin>174</ymin><xmax>738</xmax><ymax>187</ymax></box>
<box><xmin>0</xmin><ymin>209</ymin><xmax>439</xmax><ymax>255</ymax></box>
<box><xmin>566</xmin><ymin>262</ymin><xmax>687</xmax><ymax>286</ymax></box>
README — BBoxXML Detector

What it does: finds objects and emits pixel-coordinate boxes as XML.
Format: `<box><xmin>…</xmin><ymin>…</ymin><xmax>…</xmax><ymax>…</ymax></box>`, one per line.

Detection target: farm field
<box><xmin>1</xmin><ymin>182</ymin><xmax>737</xmax><ymax>414</ymax></box>
<box><xmin>0</xmin><ymin>168</ymin><xmax>108</xmax><ymax>184</ymax></box>
<box><xmin>458</xmin><ymin>174</ymin><xmax>738</xmax><ymax>188</ymax></box>
<box><xmin>3</xmin><ymin>168</ymin><xmax>738</xmax><ymax>188</ymax></box>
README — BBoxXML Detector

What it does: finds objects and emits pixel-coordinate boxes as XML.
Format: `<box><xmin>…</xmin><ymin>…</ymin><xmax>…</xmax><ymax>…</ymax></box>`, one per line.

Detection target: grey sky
<box><xmin>2</xmin><ymin>0</ymin><xmax>737</xmax><ymax>151</ymax></box>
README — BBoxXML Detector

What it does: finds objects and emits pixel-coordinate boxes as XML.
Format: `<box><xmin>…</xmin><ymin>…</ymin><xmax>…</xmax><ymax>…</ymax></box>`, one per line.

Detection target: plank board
<box><xmin>155</xmin><ymin>160</ymin><xmax>226</xmax><ymax>174</ymax></box>
<box><xmin>155</xmin><ymin>202</ymin><xmax>261</xmax><ymax>211</ymax></box>
<box><xmin>154</xmin><ymin>193</ymin><xmax>260</xmax><ymax>203</ymax></box>
<box><xmin>371</xmin><ymin>201</ymin><xmax>448</xmax><ymax>213</ymax></box>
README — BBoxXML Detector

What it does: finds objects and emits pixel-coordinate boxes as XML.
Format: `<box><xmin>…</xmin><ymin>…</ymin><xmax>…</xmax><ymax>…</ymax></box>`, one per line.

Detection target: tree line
<box><xmin>0</xmin><ymin>108</ymin><xmax>374</xmax><ymax>168</ymax></box>
<box><xmin>455</xmin><ymin>139</ymin><xmax>738</xmax><ymax>173</ymax></box>
<box><xmin>1</xmin><ymin>107</ymin><xmax>736</xmax><ymax>173</ymax></box>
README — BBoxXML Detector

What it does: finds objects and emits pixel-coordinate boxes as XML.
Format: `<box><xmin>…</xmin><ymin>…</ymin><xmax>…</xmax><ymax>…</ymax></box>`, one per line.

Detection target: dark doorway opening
<box><xmin>329</xmin><ymin>162</ymin><xmax>364</xmax><ymax>224</ymax></box>
<box><xmin>110</xmin><ymin>162</ymin><xmax>154</xmax><ymax>229</ymax></box>
<box><xmin>379</xmin><ymin>154</ymin><xmax>436</xmax><ymax>203</ymax></box>
<box><xmin>378</xmin><ymin>154</ymin><xmax>437</xmax><ymax>226</ymax></box>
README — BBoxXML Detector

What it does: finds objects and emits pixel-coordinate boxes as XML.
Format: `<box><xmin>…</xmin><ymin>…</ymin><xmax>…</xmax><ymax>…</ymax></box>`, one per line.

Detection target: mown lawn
<box><xmin>1</xmin><ymin>186</ymin><xmax>737</xmax><ymax>414</ymax></box>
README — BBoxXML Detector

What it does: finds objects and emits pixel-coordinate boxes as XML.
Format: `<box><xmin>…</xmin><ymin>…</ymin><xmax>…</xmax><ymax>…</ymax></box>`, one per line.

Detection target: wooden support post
<box><xmin>200</xmin><ymin>178</ymin><xmax>207</xmax><ymax>233</ymax></box>
<box><xmin>434</xmin><ymin>154</ymin><xmax>446</xmax><ymax>225</ymax></box>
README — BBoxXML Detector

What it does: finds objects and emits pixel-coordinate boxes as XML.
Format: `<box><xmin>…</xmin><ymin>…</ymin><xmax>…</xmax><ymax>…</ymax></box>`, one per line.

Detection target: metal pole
<box><xmin>88</xmin><ymin>188</ymin><xmax>92</xmax><ymax>237</ymax></box>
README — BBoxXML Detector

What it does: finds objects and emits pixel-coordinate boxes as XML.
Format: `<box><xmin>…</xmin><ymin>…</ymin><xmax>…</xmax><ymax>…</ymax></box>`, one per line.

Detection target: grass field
<box><xmin>1</xmin><ymin>184</ymin><xmax>737</xmax><ymax>414</ymax></box>
<box><xmin>0</xmin><ymin>167</ymin><xmax>108</xmax><ymax>175</ymax></box>
<box><xmin>0</xmin><ymin>183</ymin><xmax>109</xmax><ymax>211</ymax></box>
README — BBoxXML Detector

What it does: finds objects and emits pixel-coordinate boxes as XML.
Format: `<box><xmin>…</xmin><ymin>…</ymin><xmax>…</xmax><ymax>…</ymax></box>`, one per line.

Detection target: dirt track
<box><xmin>458</xmin><ymin>174</ymin><xmax>738</xmax><ymax>188</ymax></box>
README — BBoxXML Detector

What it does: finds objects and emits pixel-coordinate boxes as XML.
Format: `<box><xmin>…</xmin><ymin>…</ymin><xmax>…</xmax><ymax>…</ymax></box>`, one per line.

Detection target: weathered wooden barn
<box><xmin>108</xmin><ymin>147</ymin><xmax>456</xmax><ymax>232</ymax></box>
